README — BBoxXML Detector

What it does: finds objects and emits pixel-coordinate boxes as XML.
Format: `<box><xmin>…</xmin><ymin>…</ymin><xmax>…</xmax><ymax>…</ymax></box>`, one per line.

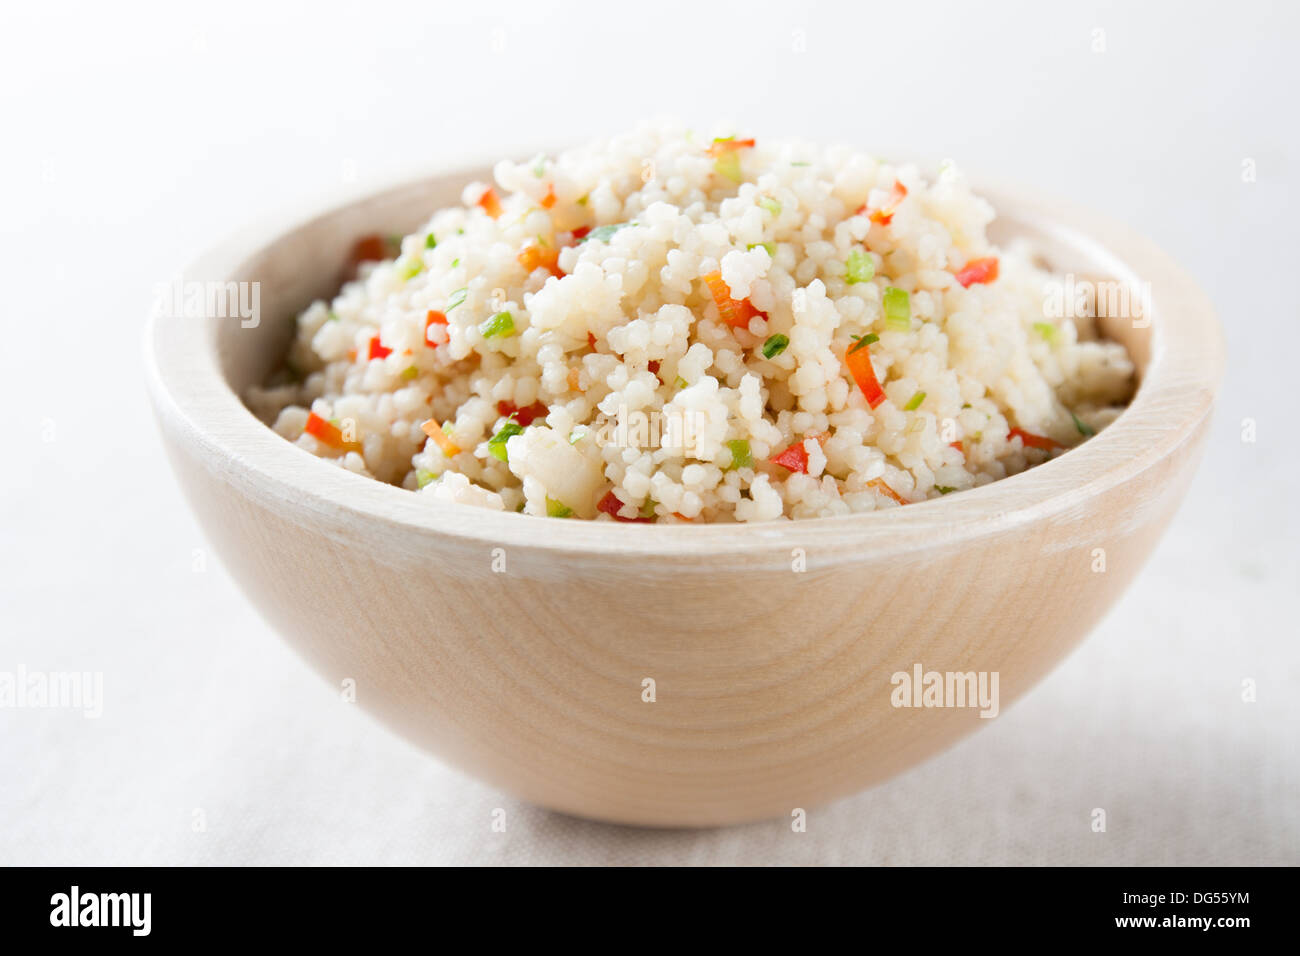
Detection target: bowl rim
<box><xmin>144</xmin><ymin>162</ymin><xmax>1224</xmax><ymax>567</ymax></box>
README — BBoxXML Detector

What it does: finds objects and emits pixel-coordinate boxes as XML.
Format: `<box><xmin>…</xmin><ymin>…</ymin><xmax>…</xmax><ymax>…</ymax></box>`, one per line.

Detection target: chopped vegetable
<box><xmin>597</xmin><ymin>489</ymin><xmax>652</xmax><ymax>522</ymax></box>
<box><xmin>950</xmin><ymin>441</ymin><xmax>964</xmax><ymax>451</ymax></box>
<box><xmin>367</xmin><ymin>336</ymin><xmax>392</xmax><ymax>360</ymax></box>
<box><xmin>304</xmin><ymin>412</ymin><xmax>359</xmax><ymax>451</ymax></box>
<box><xmin>1033</xmin><ymin>321</ymin><xmax>1059</xmax><ymax>345</ymax></box>
<box><xmin>849</xmin><ymin>332</ymin><xmax>879</xmax><ymax>353</ymax></box>
<box><xmin>415</xmin><ymin>469</ymin><xmax>438</xmax><ymax>489</ymax></box>
<box><xmin>545</xmin><ymin>497</ymin><xmax>574</xmax><ymax>518</ymax></box>
<box><xmin>954</xmin><ymin>256</ymin><xmax>999</xmax><ymax>288</ymax></box>
<box><xmin>425</xmin><ymin>232</ymin><xmax>437</xmax><ymax>249</ymax></box>
<box><xmin>586</xmin><ymin>330</ymin><xmax>598</xmax><ymax>350</ymax></box>
<box><xmin>770</xmin><ymin>441</ymin><xmax>809</xmax><ymax>474</ymax></box>
<box><xmin>858</xmin><ymin>179</ymin><xmax>908</xmax><ymax>225</ymax></box>
<box><xmin>845</xmin><ymin>249</ymin><xmax>875</xmax><ymax>284</ymax></box>
<box><xmin>488</xmin><ymin>421</ymin><xmax>525</xmax><ymax>462</ymax></box>
<box><xmin>707</xmin><ymin>136</ymin><xmax>754</xmax><ymax>183</ymax></box>
<box><xmin>496</xmin><ymin>400</ymin><xmax>548</xmax><ymax>426</ymax></box>
<box><xmin>725</xmin><ymin>439</ymin><xmax>753</xmax><ymax>470</ymax></box>
<box><xmin>673</xmin><ymin>375</ymin><xmax>688</xmax><ymax>389</ymax></box>
<box><xmin>761</xmin><ymin>334</ymin><xmax>789</xmax><ymax>359</ymax></box>
<box><xmin>759</xmin><ymin>196</ymin><xmax>782</xmax><ymax>215</ymax></box>
<box><xmin>517</xmin><ymin>240</ymin><xmax>562</xmax><ymax>277</ymax></box>
<box><xmin>638</xmin><ymin>499</ymin><xmax>657</xmax><ymax>520</ymax></box>
<box><xmin>867</xmin><ymin>478</ymin><xmax>907</xmax><ymax>505</ymax></box>
<box><xmin>572</xmin><ymin>225</ymin><xmax>591</xmax><ymax>241</ymax></box>
<box><xmin>480</xmin><ymin>311</ymin><xmax>515</xmax><ymax>338</ymax></box>
<box><xmin>702</xmin><ymin>270</ymin><xmax>765</xmax><ymax>329</ymax></box>
<box><xmin>713</xmin><ymin>149</ymin><xmax>743</xmax><ymax>183</ymax></box>
<box><xmin>400</xmin><ymin>366</ymin><xmax>419</xmax><ymax>381</ymax></box>
<box><xmin>748</xmin><ymin>241</ymin><xmax>776</xmax><ymax>257</ymax></box>
<box><xmin>447</xmin><ymin>288</ymin><xmax>468</xmax><ymax>310</ymax></box>
<box><xmin>1071</xmin><ymin>412</ymin><xmax>1096</xmax><ymax>437</ymax></box>
<box><xmin>579</xmin><ymin>222</ymin><xmax>634</xmax><ymax>244</ymax></box>
<box><xmin>350</xmin><ymin>234</ymin><xmax>390</xmax><ymax>264</ymax></box>
<box><xmin>477</xmin><ymin>187</ymin><xmax>502</xmax><ymax>218</ymax></box>
<box><xmin>398</xmin><ymin>258</ymin><xmax>423</xmax><ymax>281</ymax></box>
<box><xmin>1008</xmin><ymin>426</ymin><xmax>1061</xmax><ymax>450</ymax></box>
<box><xmin>424</xmin><ymin>309</ymin><xmax>448</xmax><ymax>347</ymax></box>
<box><xmin>845</xmin><ymin>341</ymin><xmax>886</xmax><ymax>408</ymax></box>
<box><xmin>883</xmin><ymin>287</ymin><xmax>911</xmax><ymax>331</ymax></box>
<box><xmin>935</xmin><ymin>486</ymin><xmax>956</xmax><ymax>495</ymax></box>
<box><xmin>707</xmin><ymin>136</ymin><xmax>756</xmax><ymax>155</ymax></box>
<box><xmin>903</xmin><ymin>391</ymin><xmax>926</xmax><ymax>411</ymax></box>
<box><xmin>421</xmin><ymin>418</ymin><xmax>461</xmax><ymax>457</ymax></box>
<box><xmin>540</xmin><ymin>184</ymin><xmax>557</xmax><ymax>209</ymax></box>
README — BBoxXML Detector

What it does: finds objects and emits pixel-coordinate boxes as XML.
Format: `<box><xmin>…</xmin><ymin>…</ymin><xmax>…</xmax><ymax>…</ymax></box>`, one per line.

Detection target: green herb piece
<box><xmin>935</xmin><ymin>486</ymin><xmax>956</xmax><ymax>495</ymax></box>
<box><xmin>846</xmin><ymin>249</ymin><xmax>875</xmax><ymax>284</ymax></box>
<box><xmin>673</xmin><ymin>375</ymin><xmax>688</xmax><ymax>389</ymax></box>
<box><xmin>790</xmin><ymin>161</ymin><xmax>811</xmax><ymax>167</ymax></box>
<box><xmin>1033</xmin><ymin>321</ymin><xmax>1059</xmax><ymax>344</ymax></box>
<box><xmin>579</xmin><ymin>221</ymin><xmax>634</xmax><ymax>244</ymax></box>
<box><xmin>451</xmin><ymin>257</ymin><xmax>460</xmax><ymax>267</ymax></box>
<box><xmin>904</xmin><ymin>391</ymin><xmax>926</xmax><ymax>411</ymax></box>
<box><xmin>447</xmin><ymin>288</ymin><xmax>468</xmax><ymax>310</ymax></box>
<box><xmin>849</xmin><ymin>332</ymin><xmax>879</xmax><ymax>353</ymax></box>
<box><xmin>326</xmin><ymin>310</ymin><xmax>339</xmax><ymax>322</ymax></box>
<box><xmin>883</xmin><ymin>286</ymin><xmax>911</xmax><ymax>331</ymax></box>
<box><xmin>425</xmin><ymin>232</ymin><xmax>437</xmax><ymax>249</ymax></box>
<box><xmin>638</xmin><ymin>499</ymin><xmax>657</xmax><ymax>519</ymax></box>
<box><xmin>488</xmin><ymin>421</ymin><xmax>525</xmax><ymax>462</ymax></box>
<box><xmin>416</xmin><ymin>469</ymin><xmax>439</xmax><ymax>489</ymax></box>
<box><xmin>545</xmin><ymin>497</ymin><xmax>573</xmax><ymax>518</ymax></box>
<box><xmin>398</xmin><ymin>258</ymin><xmax>424</xmax><ymax>280</ymax></box>
<box><xmin>576</xmin><ymin>194</ymin><xmax>589</xmax><ymax>206</ymax></box>
<box><xmin>725</xmin><ymin>439</ymin><xmax>753</xmax><ymax>471</ymax></box>
<box><xmin>532</xmin><ymin>155</ymin><xmax>547</xmax><ymax>178</ymax></box>
<box><xmin>761</xmin><ymin>334</ymin><xmax>789</xmax><ymax>359</ymax></box>
<box><xmin>759</xmin><ymin>196</ymin><xmax>782</xmax><ymax>215</ymax></box>
<box><xmin>748</xmin><ymin>241</ymin><xmax>777</xmax><ymax>257</ymax></box>
<box><xmin>400</xmin><ymin>366</ymin><xmax>418</xmax><ymax>381</ymax></box>
<box><xmin>480</xmin><ymin>311</ymin><xmax>515</xmax><ymax>339</ymax></box>
<box><xmin>1071</xmin><ymin>412</ymin><xmax>1096</xmax><ymax>437</ymax></box>
<box><xmin>714</xmin><ymin>150</ymin><xmax>743</xmax><ymax>183</ymax></box>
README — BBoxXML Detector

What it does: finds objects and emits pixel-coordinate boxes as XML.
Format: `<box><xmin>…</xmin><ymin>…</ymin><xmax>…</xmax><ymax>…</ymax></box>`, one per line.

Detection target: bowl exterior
<box><xmin>152</xmin><ymin>402</ymin><xmax>1211</xmax><ymax>826</ymax></box>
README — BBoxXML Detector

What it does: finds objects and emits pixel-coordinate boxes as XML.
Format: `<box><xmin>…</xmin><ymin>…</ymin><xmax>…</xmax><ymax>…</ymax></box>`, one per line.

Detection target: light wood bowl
<box><xmin>145</xmin><ymin>166</ymin><xmax>1222</xmax><ymax>827</ymax></box>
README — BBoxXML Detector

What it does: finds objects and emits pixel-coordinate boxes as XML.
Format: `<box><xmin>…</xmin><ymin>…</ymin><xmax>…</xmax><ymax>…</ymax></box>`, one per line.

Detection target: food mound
<box><xmin>248</xmin><ymin>124</ymin><xmax>1134</xmax><ymax>522</ymax></box>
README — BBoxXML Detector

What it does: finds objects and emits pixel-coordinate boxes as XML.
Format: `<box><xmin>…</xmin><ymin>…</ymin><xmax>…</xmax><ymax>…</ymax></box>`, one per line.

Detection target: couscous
<box><xmin>248</xmin><ymin>123</ymin><xmax>1134</xmax><ymax>522</ymax></box>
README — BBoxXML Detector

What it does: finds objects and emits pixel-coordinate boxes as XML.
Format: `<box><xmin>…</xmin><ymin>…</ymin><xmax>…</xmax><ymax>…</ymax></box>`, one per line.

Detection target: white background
<box><xmin>1</xmin><ymin>0</ymin><xmax>1296</xmax><ymax>865</ymax></box>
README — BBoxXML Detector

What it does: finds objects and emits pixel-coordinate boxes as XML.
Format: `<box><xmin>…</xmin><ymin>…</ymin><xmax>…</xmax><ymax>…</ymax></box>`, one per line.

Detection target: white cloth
<box><xmin>1</xmin><ymin>0</ymin><xmax>1296</xmax><ymax>865</ymax></box>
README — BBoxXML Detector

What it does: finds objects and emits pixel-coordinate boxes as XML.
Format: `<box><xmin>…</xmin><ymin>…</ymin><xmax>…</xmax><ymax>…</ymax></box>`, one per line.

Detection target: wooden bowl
<box><xmin>144</xmin><ymin>166</ymin><xmax>1223</xmax><ymax>827</ymax></box>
